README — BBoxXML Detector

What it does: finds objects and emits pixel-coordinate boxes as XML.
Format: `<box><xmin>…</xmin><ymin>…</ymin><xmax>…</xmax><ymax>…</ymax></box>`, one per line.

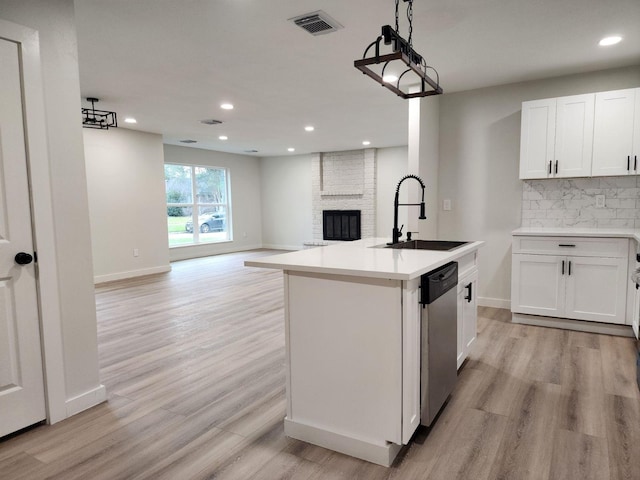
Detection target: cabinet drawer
<box><xmin>513</xmin><ymin>236</ymin><xmax>628</xmax><ymax>257</ymax></box>
<box><xmin>457</xmin><ymin>252</ymin><xmax>477</xmax><ymax>278</ymax></box>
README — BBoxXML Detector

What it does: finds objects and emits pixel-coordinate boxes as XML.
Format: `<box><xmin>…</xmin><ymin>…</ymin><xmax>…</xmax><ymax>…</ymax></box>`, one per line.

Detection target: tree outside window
<box><xmin>165</xmin><ymin>164</ymin><xmax>231</xmax><ymax>247</ymax></box>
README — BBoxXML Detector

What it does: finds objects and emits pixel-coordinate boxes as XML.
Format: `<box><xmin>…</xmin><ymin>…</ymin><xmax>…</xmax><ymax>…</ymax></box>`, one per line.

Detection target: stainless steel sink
<box><xmin>386</xmin><ymin>240</ymin><xmax>469</xmax><ymax>251</ymax></box>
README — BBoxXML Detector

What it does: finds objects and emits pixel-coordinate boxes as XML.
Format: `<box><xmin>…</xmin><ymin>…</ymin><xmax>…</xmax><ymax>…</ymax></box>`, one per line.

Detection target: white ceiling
<box><xmin>74</xmin><ymin>0</ymin><xmax>640</xmax><ymax>157</ymax></box>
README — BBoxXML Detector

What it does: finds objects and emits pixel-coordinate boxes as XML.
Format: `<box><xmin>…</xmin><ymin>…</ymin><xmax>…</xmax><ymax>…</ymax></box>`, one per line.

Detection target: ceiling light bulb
<box><xmin>219</xmin><ymin>135</ymin><xmax>228</xmax><ymax>140</ymax></box>
<box><xmin>382</xmin><ymin>74</ymin><xmax>398</xmax><ymax>83</ymax></box>
<box><xmin>305</xmin><ymin>126</ymin><xmax>314</xmax><ymax>132</ymax></box>
<box><xmin>362</xmin><ymin>141</ymin><xmax>371</xmax><ymax>146</ymax></box>
<box><xmin>220</xmin><ymin>103</ymin><xmax>234</xmax><ymax>110</ymax></box>
<box><xmin>288</xmin><ymin>148</ymin><xmax>295</xmax><ymax>152</ymax></box>
<box><xmin>599</xmin><ymin>35</ymin><xmax>622</xmax><ymax>46</ymax></box>
<box><xmin>124</xmin><ymin>117</ymin><xmax>137</xmax><ymax>124</ymax></box>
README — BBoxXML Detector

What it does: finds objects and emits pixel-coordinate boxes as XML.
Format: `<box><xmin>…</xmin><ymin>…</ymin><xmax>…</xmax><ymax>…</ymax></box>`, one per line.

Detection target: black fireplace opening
<box><xmin>323</xmin><ymin>210</ymin><xmax>361</xmax><ymax>241</ymax></box>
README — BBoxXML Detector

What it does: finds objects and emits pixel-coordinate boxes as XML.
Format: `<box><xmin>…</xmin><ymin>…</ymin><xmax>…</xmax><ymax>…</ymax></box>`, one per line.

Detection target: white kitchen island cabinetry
<box><xmin>246</xmin><ymin>238</ymin><xmax>483</xmax><ymax>466</ymax></box>
<box><xmin>457</xmin><ymin>260</ymin><xmax>478</xmax><ymax>368</ymax></box>
<box><xmin>511</xmin><ymin>229</ymin><xmax>637</xmax><ymax>334</ymax></box>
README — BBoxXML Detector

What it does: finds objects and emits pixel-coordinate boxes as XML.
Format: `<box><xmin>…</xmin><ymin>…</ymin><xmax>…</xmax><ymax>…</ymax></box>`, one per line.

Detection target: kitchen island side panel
<box><xmin>285</xmin><ymin>271</ymin><xmax>403</xmax><ymax>445</ymax></box>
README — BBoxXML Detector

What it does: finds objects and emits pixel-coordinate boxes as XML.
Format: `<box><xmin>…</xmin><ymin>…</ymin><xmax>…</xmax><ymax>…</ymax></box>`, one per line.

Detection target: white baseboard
<box><xmin>512</xmin><ymin>313</ymin><xmax>634</xmax><ymax>337</ymax></box>
<box><xmin>261</xmin><ymin>244</ymin><xmax>302</xmax><ymax>251</ymax></box>
<box><xmin>478</xmin><ymin>297</ymin><xmax>510</xmax><ymax>309</ymax></box>
<box><xmin>284</xmin><ymin>418</ymin><xmax>402</xmax><ymax>467</ymax></box>
<box><xmin>169</xmin><ymin>243</ymin><xmax>264</xmax><ymax>262</ymax></box>
<box><xmin>94</xmin><ymin>265</ymin><xmax>171</xmax><ymax>284</ymax></box>
<box><xmin>65</xmin><ymin>384</ymin><xmax>107</xmax><ymax>417</ymax></box>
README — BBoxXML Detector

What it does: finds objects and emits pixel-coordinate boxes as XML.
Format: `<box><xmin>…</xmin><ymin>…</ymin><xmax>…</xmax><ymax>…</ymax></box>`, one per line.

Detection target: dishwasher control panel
<box><xmin>420</xmin><ymin>261</ymin><xmax>458</xmax><ymax>305</ymax></box>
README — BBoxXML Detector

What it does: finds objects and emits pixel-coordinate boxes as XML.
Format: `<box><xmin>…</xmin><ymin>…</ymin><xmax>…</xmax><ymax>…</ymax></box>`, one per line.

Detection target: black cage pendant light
<box><xmin>354</xmin><ymin>0</ymin><xmax>442</xmax><ymax>99</ymax></box>
<box><xmin>81</xmin><ymin>97</ymin><xmax>118</xmax><ymax>130</ymax></box>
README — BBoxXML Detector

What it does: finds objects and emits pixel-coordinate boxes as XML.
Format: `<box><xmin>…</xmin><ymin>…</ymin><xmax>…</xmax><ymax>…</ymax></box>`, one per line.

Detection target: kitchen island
<box><xmin>245</xmin><ymin>237</ymin><xmax>483</xmax><ymax>466</ymax></box>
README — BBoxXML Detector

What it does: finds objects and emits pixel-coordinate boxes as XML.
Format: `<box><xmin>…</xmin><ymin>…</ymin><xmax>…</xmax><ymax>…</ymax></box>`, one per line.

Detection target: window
<box><xmin>165</xmin><ymin>164</ymin><xmax>231</xmax><ymax>247</ymax></box>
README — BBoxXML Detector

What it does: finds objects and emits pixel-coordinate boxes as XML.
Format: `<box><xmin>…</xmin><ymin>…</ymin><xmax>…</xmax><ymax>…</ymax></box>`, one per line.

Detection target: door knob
<box><xmin>15</xmin><ymin>252</ymin><xmax>33</xmax><ymax>265</ymax></box>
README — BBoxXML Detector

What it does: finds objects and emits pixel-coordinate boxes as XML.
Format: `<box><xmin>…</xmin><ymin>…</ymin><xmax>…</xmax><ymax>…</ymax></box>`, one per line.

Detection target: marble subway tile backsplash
<box><xmin>521</xmin><ymin>176</ymin><xmax>640</xmax><ymax>228</ymax></box>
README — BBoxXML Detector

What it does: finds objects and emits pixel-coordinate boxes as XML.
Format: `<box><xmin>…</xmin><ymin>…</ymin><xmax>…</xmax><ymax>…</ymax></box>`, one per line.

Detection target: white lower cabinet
<box><xmin>457</xmin><ymin>269</ymin><xmax>478</xmax><ymax>369</ymax></box>
<box><xmin>512</xmin><ymin>236</ymin><xmax>628</xmax><ymax>325</ymax></box>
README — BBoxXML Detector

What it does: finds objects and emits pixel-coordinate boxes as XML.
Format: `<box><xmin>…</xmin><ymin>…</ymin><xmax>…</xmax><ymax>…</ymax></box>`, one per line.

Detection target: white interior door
<box><xmin>0</xmin><ymin>37</ymin><xmax>46</xmax><ymax>437</ymax></box>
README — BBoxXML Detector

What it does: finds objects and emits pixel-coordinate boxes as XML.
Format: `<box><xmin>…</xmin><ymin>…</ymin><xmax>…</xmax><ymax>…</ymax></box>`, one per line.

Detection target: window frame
<box><xmin>165</xmin><ymin>163</ymin><xmax>232</xmax><ymax>247</ymax></box>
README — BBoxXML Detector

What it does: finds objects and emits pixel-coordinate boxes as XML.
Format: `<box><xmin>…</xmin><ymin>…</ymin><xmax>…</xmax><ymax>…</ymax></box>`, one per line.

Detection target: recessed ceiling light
<box><xmin>220</xmin><ymin>103</ymin><xmax>234</xmax><ymax>110</ymax></box>
<box><xmin>219</xmin><ymin>135</ymin><xmax>228</xmax><ymax>140</ymax></box>
<box><xmin>599</xmin><ymin>35</ymin><xmax>622</xmax><ymax>46</ymax></box>
<box><xmin>382</xmin><ymin>75</ymin><xmax>398</xmax><ymax>83</ymax></box>
<box><xmin>305</xmin><ymin>126</ymin><xmax>315</xmax><ymax>132</ymax></box>
<box><xmin>362</xmin><ymin>141</ymin><xmax>371</xmax><ymax>146</ymax></box>
<box><xmin>288</xmin><ymin>147</ymin><xmax>295</xmax><ymax>152</ymax></box>
<box><xmin>124</xmin><ymin>117</ymin><xmax>137</xmax><ymax>124</ymax></box>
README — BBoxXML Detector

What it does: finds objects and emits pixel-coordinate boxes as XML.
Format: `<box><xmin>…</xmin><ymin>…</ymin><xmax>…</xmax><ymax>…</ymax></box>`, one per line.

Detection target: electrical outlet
<box><xmin>443</xmin><ymin>199</ymin><xmax>452</xmax><ymax>211</ymax></box>
<box><xmin>595</xmin><ymin>195</ymin><xmax>605</xmax><ymax>208</ymax></box>
<box><xmin>133</xmin><ymin>248</ymin><xmax>139</xmax><ymax>257</ymax></box>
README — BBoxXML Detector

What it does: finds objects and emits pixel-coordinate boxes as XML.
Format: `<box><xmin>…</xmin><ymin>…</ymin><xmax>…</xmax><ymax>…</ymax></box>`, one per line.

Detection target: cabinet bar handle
<box><xmin>555</xmin><ymin>160</ymin><xmax>558</xmax><ymax>174</ymax></box>
<box><xmin>568</xmin><ymin>261</ymin><xmax>572</xmax><ymax>276</ymax></box>
<box><xmin>465</xmin><ymin>283</ymin><xmax>472</xmax><ymax>303</ymax></box>
<box><xmin>635</xmin><ymin>155</ymin><xmax>638</xmax><ymax>171</ymax></box>
<box><xmin>562</xmin><ymin>260</ymin><xmax>565</xmax><ymax>275</ymax></box>
<box><xmin>558</xmin><ymin>244</ymin><xmax>576</xmax><ymax>247</ymax></box>
<box><xmin>548</xmin><ymin>161</ymin><xmax>552</xmax><ymax>175</ymax></box>
<box><xmin>627</xmin><ymin>155</ymin><xmax>631</xmax><ymax>171</ymax></box>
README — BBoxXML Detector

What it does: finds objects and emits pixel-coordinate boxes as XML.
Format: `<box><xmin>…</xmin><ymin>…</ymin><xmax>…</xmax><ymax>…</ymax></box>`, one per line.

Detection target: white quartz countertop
<box><xmin>512</xmin><ymin>227</ymin><xmax>640</xmax><ymax>243</ymax></box>
<box><xmin>245</xmin><ymin>237</ymin><xmax>484</xmax><ymax>280</ymax></box>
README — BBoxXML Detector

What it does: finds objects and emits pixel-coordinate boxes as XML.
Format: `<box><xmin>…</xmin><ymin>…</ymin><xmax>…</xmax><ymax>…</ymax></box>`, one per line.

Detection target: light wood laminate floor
<box><xmin>1</xmin><ymin>250</ymin><xmax>639</xmax><ymax>479</ymax></box>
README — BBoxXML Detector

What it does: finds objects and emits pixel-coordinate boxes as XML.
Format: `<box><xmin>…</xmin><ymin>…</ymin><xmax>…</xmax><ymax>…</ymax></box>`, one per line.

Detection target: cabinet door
<box><xmin>463</xmin><ymin>272</ymin><xmax>478</xmax><ymax>355</ymax></box>
<box><xmin>555</xmin><ymin>94</ymin><xmax>594</xmax><ymax>178</ymax></box>
<box><xmin>592</xmin><ymin>89</ymin><xmax>637</xmax><ymax>176</ymax></box>
<box><xmin>520</xmin><ymin>98</ymin><xmax>556</xmax><ymax>179</ymax></box>
<box><xmin>564</xmin><ymin>256</ymin><xmax>628</xmax><ymax>324</ymax></box>
<box><xmin>634</xmin><ymin>89</ymin><xmax>640</xmax><ymax>171</ymax></box>
<box><xmin>511</xmin><ymin>254</ymin><xmax>565</xmax><ymax>317</ymax></box>
<box><xmin>402</xmin><ymin>278</ymin><xmax>421</xmax><ymax>443</ymax></box>
<box><xmin>632</xmin><ymin>284</ymin><xmax>640</xmax><ymax>339</ymax></box>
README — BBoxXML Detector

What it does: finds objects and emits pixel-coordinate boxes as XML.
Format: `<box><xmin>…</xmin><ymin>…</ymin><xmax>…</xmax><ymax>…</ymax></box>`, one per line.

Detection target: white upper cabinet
<box><xmin>520</xmin><ymin>94</ymin><xmax>594</xmax><ymax>179</ymax></box>
<box><xmin>592</xmin><ymin>88</ymin><xmax>640</xmax><ymax>176</ymax></box>
<box><xmin>520</xmin><ymin>98</ymin><xmax>556</xmax><ymax>179</ymax></box>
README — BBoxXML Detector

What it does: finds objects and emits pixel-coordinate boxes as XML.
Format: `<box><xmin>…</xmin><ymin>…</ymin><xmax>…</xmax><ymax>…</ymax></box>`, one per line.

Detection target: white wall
<box><xmin>260</xmin><ymin>154</ymin><xmax>313</xmax><ymax>249</ymax></box>
<box><xmin>84</xmin><ymin>128</ymin><xmax>170</xmax><ymax>282</ymax></box>
<box><xmin>376</xmin><ymin>146</ymin><xmax>408</xmax><ymax>238</ymax></box>
<box><xmin>416</xmin><ymin>96</ymin><xmax>440</xmax><ymax>238</ymax></box>
<box><xmin>164</xmin><ymin>144</ymin><xmax>262</xmax><ymax>261</ymax></box>
<box><xmin>0</xmin><ymin>0</ymin><xmax>103</xmax><ymax>413</ymax></box>
<box><xmin>437</xmin><ymin>65</ymin><xmax>640</xmax><ymax>308</ymax></box>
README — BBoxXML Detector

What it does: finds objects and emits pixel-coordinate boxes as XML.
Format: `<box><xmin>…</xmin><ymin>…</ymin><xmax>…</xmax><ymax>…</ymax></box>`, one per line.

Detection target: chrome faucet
<box><xmin>391</xmin><ymin>174</ymin><xmax>427</xmax><ymax>244</ymax></box>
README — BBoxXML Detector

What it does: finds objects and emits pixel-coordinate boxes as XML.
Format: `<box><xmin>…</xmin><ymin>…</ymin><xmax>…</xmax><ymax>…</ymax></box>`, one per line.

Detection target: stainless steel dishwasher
<box><xmin>419</xmin><ymin>261</ymin><xmax>458</xmax><ymax>426</ymax></box>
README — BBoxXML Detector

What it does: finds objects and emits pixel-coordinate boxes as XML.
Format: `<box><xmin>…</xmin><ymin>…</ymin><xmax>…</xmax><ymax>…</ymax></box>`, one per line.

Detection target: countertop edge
<box><xmin>245</xmin><ymin>241</ymin><xmax>485</xmax><ymax>280</ymax></box>
<box><xmin>512</xmin><ymin>227</ymin><xmax>640</xmax><ymax>243</ymax></box>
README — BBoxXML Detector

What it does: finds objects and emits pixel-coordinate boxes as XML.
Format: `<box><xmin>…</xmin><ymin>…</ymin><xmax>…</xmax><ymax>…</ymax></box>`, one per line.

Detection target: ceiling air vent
<box><xmin>289</xmin><ymin>10</ymin><xmax>343</xmax><ymax>36</ymax></box>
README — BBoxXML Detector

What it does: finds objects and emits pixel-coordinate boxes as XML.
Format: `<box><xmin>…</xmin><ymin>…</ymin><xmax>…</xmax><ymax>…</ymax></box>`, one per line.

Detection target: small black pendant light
<box><xmin>81</xmin><ymin>97</ymin><xmax>118</xmax><ymax>130</ymax></box>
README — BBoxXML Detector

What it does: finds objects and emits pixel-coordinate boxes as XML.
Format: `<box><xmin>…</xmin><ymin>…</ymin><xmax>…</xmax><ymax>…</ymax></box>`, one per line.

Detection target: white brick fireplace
<box><xmin>310</xmin><ymin>149</ymin><xmax>376</xmax><ymax>243</ymax></box>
